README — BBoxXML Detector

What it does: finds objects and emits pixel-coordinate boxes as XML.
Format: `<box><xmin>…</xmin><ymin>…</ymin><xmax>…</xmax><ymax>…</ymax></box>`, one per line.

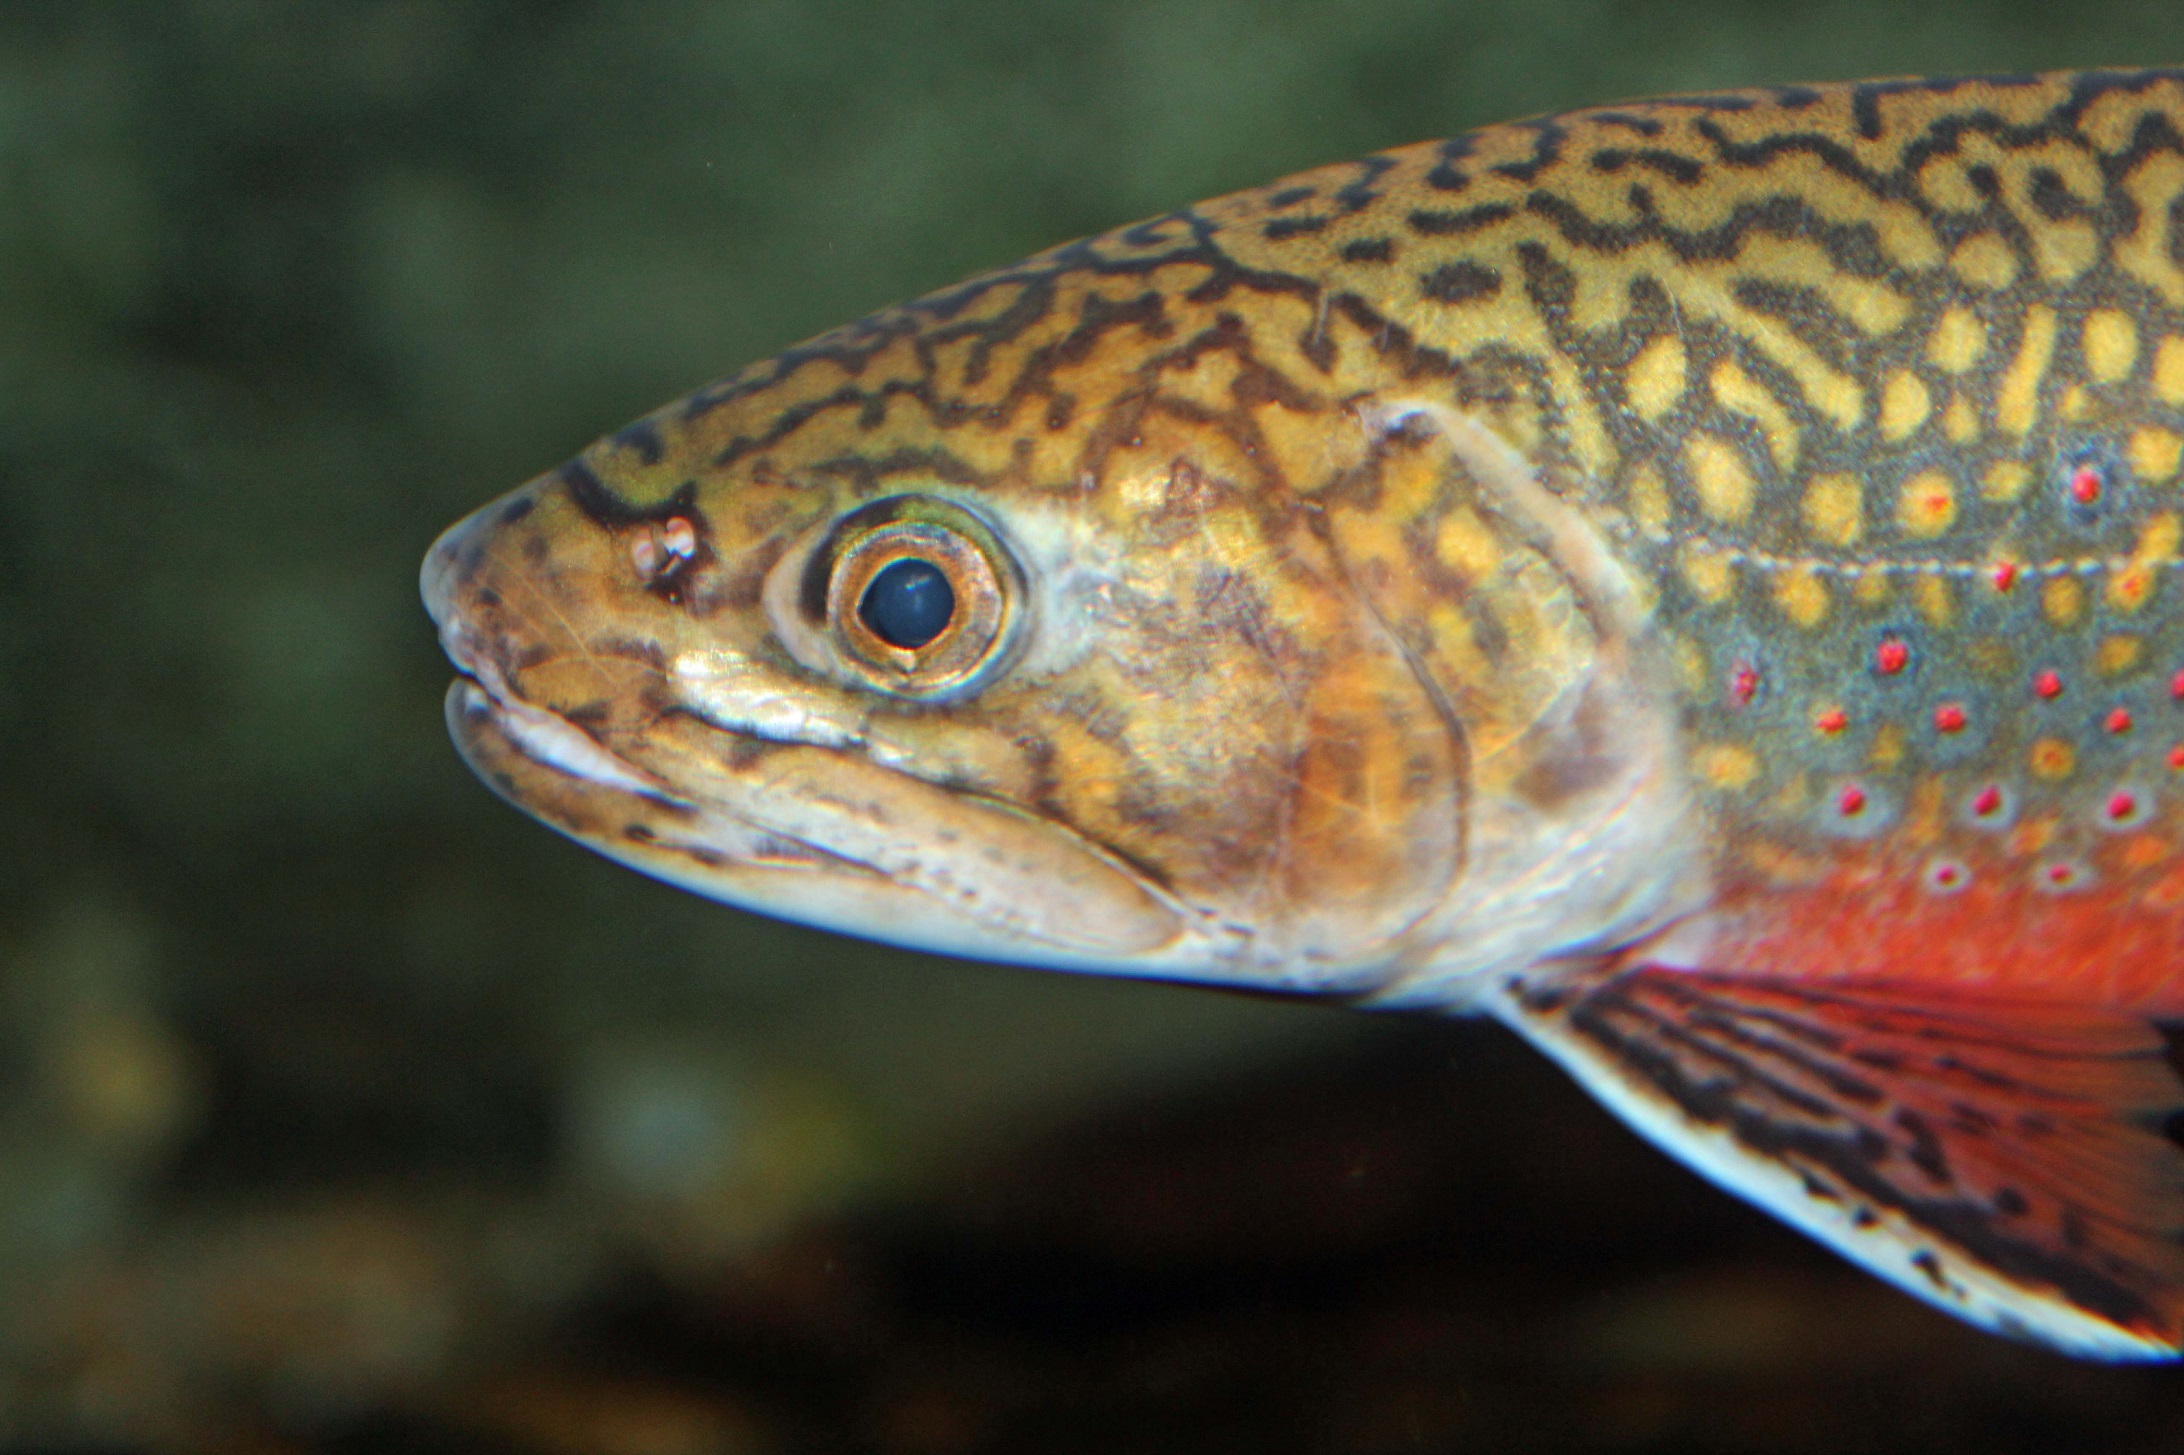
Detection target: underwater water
<box><xmin>5</xmin><ymin>1</ymin><xmax>2184</xmax><ymax>1449</ymax></box>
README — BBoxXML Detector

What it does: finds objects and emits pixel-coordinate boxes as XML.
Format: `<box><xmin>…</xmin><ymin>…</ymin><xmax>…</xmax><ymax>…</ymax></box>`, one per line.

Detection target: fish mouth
<box><xmin>422</xmin><ymin>505</ymin><xmax>1190</xmax><ymax>970</ymax></box>
<box><xmin>425</xmin><ymin>498</ymin><xmax>846</xmax><ymax>881</ymax></box>
<box><xmin>444</xmin><ymin>672</ymin><xmax>683</xmax><ymax>803</ymax></box>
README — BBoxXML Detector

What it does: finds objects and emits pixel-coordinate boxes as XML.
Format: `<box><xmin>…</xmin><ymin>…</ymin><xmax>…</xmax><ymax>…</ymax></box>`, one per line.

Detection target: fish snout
<box><xmin>421</xmin><ymin>485</ymin><xmax>557</xmax><ymax>684</ymax></box>
<box><xmin>420</xmin><ymin>498</ymin><xmax>496</xmax><ymax>645</ymax></box>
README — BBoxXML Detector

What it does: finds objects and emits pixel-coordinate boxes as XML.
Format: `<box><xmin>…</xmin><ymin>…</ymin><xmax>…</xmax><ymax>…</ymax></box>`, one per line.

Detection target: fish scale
<box><xmin>426</xmin><ymin>69</ymin><xmax>2184</xmax><ymax>1358</ymax></box>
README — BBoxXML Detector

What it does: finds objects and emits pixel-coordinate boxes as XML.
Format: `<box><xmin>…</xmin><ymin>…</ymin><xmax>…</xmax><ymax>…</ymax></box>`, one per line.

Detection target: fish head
<box><xmin>420</xmin><ymin>251</ymin><xmax>1695</xmax><ymax>998</ymax></box>
<box><xmin>423</xmin><ymin>337</ymin><xmax>1534</xmax><ymax>993</ymax></box>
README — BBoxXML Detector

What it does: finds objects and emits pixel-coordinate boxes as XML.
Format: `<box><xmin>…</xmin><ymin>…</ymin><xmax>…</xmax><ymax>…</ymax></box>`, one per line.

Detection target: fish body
<box><xmin>425</xmin><ymin>69</ymin><xmax>2184</xmax><ymax>1357</ymax></box>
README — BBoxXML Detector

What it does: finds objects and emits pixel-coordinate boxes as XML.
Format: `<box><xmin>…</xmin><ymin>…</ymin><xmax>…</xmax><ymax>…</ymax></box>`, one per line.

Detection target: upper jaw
<box><xmin>447</xmin><ymin>674</ymin><xmax>682</xmax><ymax>804</ymax></box>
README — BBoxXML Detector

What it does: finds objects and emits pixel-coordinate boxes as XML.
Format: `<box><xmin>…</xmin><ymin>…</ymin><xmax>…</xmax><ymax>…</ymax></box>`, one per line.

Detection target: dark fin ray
<box><xmin>1495</xmin><ymin>963</ymin><xmax>2184</xmax><ymax>1360</ymax></box>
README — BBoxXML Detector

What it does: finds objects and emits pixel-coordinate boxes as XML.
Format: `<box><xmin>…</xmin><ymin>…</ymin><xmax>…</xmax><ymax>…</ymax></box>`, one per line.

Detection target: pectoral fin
<box><xmin>1493</xmin><ymin>962</ymin><xmax>2184</xmax><ymax>1359</ymax></box>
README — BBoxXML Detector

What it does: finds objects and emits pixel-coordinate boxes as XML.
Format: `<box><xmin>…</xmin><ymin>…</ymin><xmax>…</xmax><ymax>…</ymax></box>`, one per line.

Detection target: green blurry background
<box><xmin>5</xmin><ymin>3</ymin><xmax>2184</xmax><ymax>1451</ymax></box>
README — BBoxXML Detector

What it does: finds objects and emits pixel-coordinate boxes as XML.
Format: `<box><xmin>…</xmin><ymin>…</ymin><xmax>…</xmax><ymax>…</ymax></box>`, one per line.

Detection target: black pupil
<box><xmin>858</xmin><ymin>557</ymin><xmax>955</xmax><ymax>649</ymax></box>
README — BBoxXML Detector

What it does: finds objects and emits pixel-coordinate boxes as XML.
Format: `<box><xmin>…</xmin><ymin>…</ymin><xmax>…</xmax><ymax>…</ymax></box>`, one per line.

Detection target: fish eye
<box><xmin>818</xmin><ymin>496</ymin><xmax>1019</xmax><ymax>697</ymax></box>
<box><xmin>858</xmin><ymin>557</ymin><xmax>955</xmax><ymax>649</ymax></box>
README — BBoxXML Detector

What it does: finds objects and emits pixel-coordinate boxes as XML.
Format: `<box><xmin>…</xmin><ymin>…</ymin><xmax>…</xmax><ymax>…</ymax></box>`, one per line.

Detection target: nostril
<box><xmin>631</xmin><ymin>515</ymin><xmax>699</xmax><ymax>584</ymax></box>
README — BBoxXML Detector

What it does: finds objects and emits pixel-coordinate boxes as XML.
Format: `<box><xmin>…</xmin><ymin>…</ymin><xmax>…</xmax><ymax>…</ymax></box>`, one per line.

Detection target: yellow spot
<box><xmin>2035</xmin><ymin>221</ymin><xmax>2100</xmax><ymax>284</ymax></box>
<box><xmin>2157</xmin><ymin>336</ymin><xmax>2184</xmax><ymax>405</ymax></box>
<box><xmin>2061</xmin><ymin>384</ymin><xmax>2091</xmax><ymax>421</ymax></box>
<box><xmin>1902</xmin><ymin>776</ymin><xmax>1946</xmax><ymax>849</ymax></box>
<box><xmin>1854</xmin><ymin>569</ymin><xmax>1893</xmax><ymax>606</ymax></box>
<box><xmin>2098</xmin><ymin>634</ymin><xmax>2145</xmax><ymax>675</ymax></box>
<box><xmin>1625</xmin><ymin>335</ymin><xmax>1687</xmax><ymax>421</ymax></box>
<box><xmin>1983</xmin><ymin>460</ymin><xmax>2031</xmax><ymax>501</ymax></box>
<box><xmin>1873</xmin><ymin>206</ymin><xmax>1944</xmax><ymax>274</ymax></box>
<box><xmin>1697</xmin><ymin>743</ymin><xmax>1760</xmax><ymax>791</ymax></box>
<box><xmin>1870</xmin><ymin>723</ymin><xmax>1905</xmax><ymax>770</ymax></box>
<box><xmin>1434</xmin><ymin>508</ymin><xmax>1502</xmax><ymax>579</ymax></box>
<box><xmin>1919</xmin><ymin>155</ymin><xmax>1983</xmax><ymax>212</ymax></box>
<box><xmin>2110</xmin><ymin>512</ymin><xmax>2181</xmax><ymax>613</ymax></box>
<box><xmin>1951</xmin><ymin>233</ymin><xmax>2019</xmax><ymax>290</ymax></box>
<box><xmin>2030</xmin><ymin>738</ymin><xmax>2076</xmax><ymax>780</ymax></box>
<box><xmin>2011</xmin><ymin>814</ymin><xmax>2059</xmax><ymax>856</ymax></box>
<box><xmin>1773</xmin><ymin>567</ymin><xmax>1829</xmax><ymax>628</ymax></box>
<box><xmin>1942</xmin><ymin>394</ymin><xmax>1978</xmax><ymax>444</ymax></box>
<box><xmin>1802</xmin><ymin>371</ymin><xmax>1865</xmax><ymax>434</ymax></box>
<box><xmin>1831</xmin><ymin>278</ymin><xmax>1912</xmax><ymax>337</ymax></box>
<box><xmin>1913</xmin><ymin>572</ymin><xmax>1953</xmax><ymax>627</ymax></box>
<box><xmin>1927</xmin><ymin>307</ymin><xmax>1986</xmax><ymax>373</ymax></box>
<box><xmin>1880</xmin><ymin>369</ymin><xmax>1931</xmax><ymax>442</ymax></box>
<box><xmin>1802</xmin><ymin>473</ymin><xmax>1862</xmax><ymax>547</ymax></box>
<box><xmin>1710</xmin><ymin>359</ymin><xmax>1798</xmax><ymax>472</ymax></box>
<box><xmin>1686</xmin><ymin>434</ymin><xmax>1754</xmax><ymax>524</ymax></box>
<box><xmin>2115</xmin><ymin>153</ymin><xmax>2184</xmax><ymax>308</ymax></box>
<box><xmin>2131</xmin><ymin>427</ymin><xmax>2184</xmax><ymax>483</ymax></box>
<box><xmin>1896</xmin><ymin>469</ymin><xmax>1957</xmax><ymax>538</ymax></box>
<box><xmin>2083</xmin><ymin>308</ymin><xmax>2140</xmax><ymax>383</ymax></box>
<box><xmin>2123</xmin><ymin>833</ymin><xmax>2172</xmax><ymax>871</ymax></box>
<box><xmin>1998</xmin><ymin>306</ymin><xmax>2058</xmax><ymax>436</ymax></box>
<box><xmin>2139</xmin><ymin>511</ymin><xmax>2182</xmax><ymax>563</ymax></box>
<box><xmin>1625</xmin><ymin>462</ymin><xmax>1670</xmax><ymax>537</ymax></box>
<box><xmin>2104</xmin><ymin>563</ymin><xmax>2153</xmax><ymax>614</ymax></box>
<box><xmin>2043</xmin><ymin>573</ymin><xmax>2084</xmax><ymax>626</ymax></box>
<box><xmin>1678</xmin><ymin>543</ymin><xmax>1735</xmax><ymax>604</ymax></box>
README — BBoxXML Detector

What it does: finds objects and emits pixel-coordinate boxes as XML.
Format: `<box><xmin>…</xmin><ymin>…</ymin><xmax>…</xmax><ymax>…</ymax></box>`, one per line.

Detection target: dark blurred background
<box><xmin>4</xmin><ymin>3</ymin><xmax>2184</xmax><ymax>1451</ymax></box>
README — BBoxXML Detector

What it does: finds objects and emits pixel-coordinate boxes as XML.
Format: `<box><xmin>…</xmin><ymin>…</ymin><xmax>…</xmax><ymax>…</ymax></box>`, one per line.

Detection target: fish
<box><xmin>423</xmin><ymin>68</ymin><xmax>2184</xmax><ymax>1359</ymax></box>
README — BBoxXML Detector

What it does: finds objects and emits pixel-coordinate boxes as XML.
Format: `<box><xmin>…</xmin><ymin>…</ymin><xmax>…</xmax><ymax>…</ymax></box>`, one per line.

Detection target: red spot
<box><xmin>2107</xmin><ymin>791</ymin><xmax>2141</xmax><ymax>822</ymax></box>
<box><xmin>2170</xmin><ymin>669</ymin><xmax>2184</xmax><ymax>701</ymax></box>
<box><xmin>1932</xmin><ymin>864</ymin><xmax>1963</xmax><ymax>888</ymax></box>
<box><xmin>1837</xmin><ymin>784</ymin><xmax>1868</xmax><ymax>817</ymax></box>
<box><xmin>1875</xmin><ymin>639</ymin><xmax>1910</xmax><ymax>676</ymax></box>
<box><xmin>1972</xmin><ymin>785</ymin><xmax>2004</xmax><ymax>817</ymax></box>
<box><xmin>1728</xmin><ymin>661</ymin><xmax>1759</xmax><ymax>708</ymax></box>
<box><xmin>2107</xmin><ymin>707</ymin><xmax>2135</xmax><ymax>734</ymax></box>
<box><xmin>2033</xmin><ymin>670</ymin><xmax>2063</xmax><ymax>699</ymax></box>
<box><xmin>1933</xmin><ymin>703</ymin><xmax>1968</xmax><ymax>734</ymax></box>
<box><xmin>2070</xmin><ymin>464</ymin><xmax>2103</xmax><ymax>505</ymax></box>
<box><xmin>1991</xmin><ymin>561</ymin><xmax>2018</xmax><ymax>592</ymax></box>
<box><xmin>2047</xmin><ymin>862</ymin><xmax>2076</xmax><ymax>885</ymax></box>
<box><xmin>1814</xmin><ymin>707</ymin><xmax>1849</xmax><ymax>735</ymax></box>
<box><xmin>2170</xmin><ymin>743</ymin><xmax>2184</xmax><ymax>771</ymax></box>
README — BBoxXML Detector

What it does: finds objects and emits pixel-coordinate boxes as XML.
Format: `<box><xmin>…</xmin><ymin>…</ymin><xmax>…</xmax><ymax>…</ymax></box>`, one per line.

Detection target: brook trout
<box><xmin>425</xmin><ymin>69</ymin><xmax>2184</xmax><ymax>1358</ymax></box>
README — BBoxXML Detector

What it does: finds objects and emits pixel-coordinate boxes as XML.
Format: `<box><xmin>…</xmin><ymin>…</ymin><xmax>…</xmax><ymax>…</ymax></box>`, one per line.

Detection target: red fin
<box><xmin>1496</xmin><ymin>963</ymin><xmax>2184</xmax><ymax>1359</ymax></box>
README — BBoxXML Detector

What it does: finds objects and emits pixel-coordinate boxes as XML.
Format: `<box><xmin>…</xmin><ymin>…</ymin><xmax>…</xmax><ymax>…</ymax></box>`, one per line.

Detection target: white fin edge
<box><xmin>1490</xmin><ymin>983</ymin><xmax>2180</xmax><ymax>1362</ymax></box>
